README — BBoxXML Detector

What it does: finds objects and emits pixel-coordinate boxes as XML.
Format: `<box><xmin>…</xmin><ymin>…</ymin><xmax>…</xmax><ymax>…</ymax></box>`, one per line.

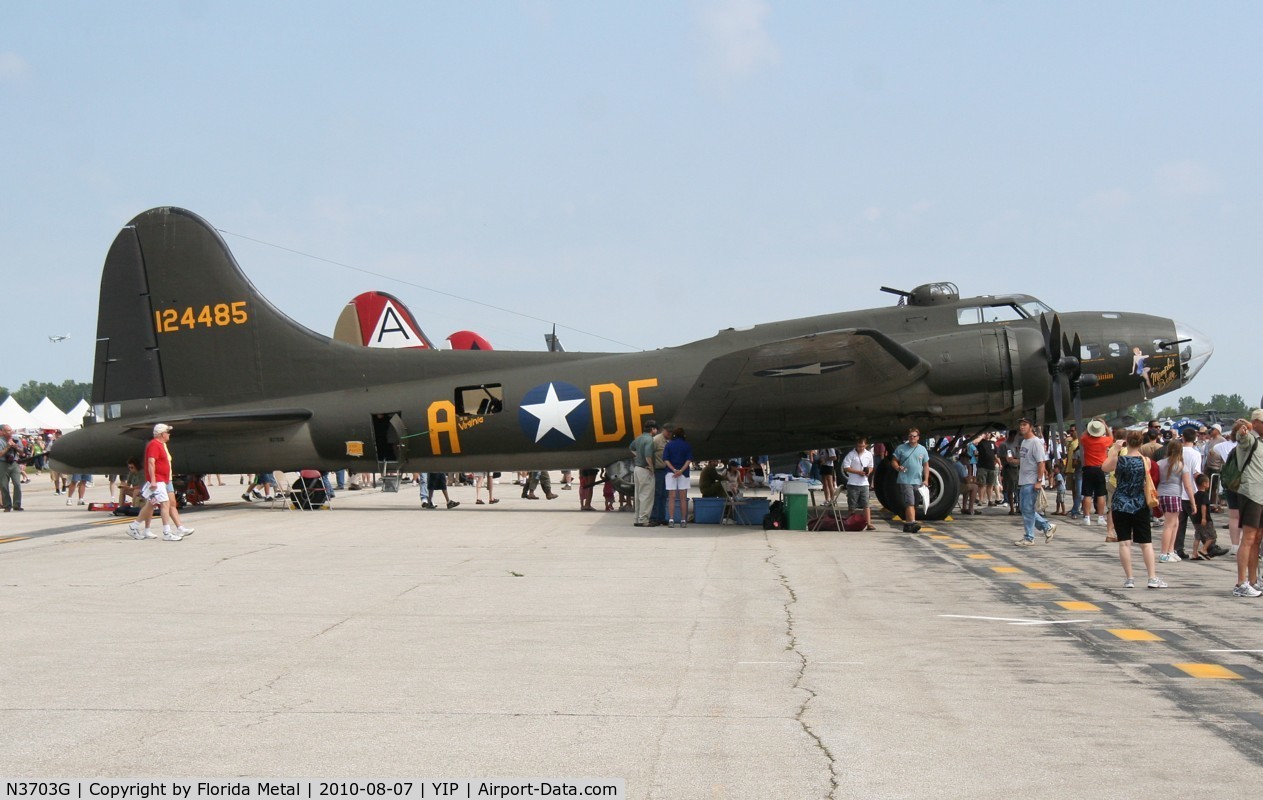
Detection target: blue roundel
<box><xmin>518</xmin><ymin>381</ymin><xmax>591</xmax><ymax>449</ymax></box>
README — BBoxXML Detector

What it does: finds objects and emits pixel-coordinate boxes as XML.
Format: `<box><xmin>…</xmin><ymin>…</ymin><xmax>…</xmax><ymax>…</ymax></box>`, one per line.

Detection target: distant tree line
<box><xmin>1120</xmin><ymin>393</ymin><xmax>1251</xmax><ymax>422</ymax></box>
<box><xmin>0</xmin><ymin>380</ymin><xmax>93</xmax><ymax>411</ymax></box>
<box><xmin>1159</xmin><ymin>393</ymin><xmax>1251</xmax><ymax>419</ymax></box>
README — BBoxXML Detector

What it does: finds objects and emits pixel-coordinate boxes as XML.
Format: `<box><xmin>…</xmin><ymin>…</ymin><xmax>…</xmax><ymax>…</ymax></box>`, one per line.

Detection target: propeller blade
<box><xmin>1065</xmin><ymin>330</ymin><xmax>1085</xmax><ymax>436</ymax></box>
<box><xmin>1050</xmin><ymin>315</ymin><xmax>1062</xmax><ymax>364</ymax></box>
<box><xmin>1070</xmin><ymin>332</ymin><xmax>1083</xmax><ymax>381</ymax></box>
<box><xmin>1052</xmin><ymin>370</ymin><xmax>1066</xmax><ymax>436</ymax></box>
<box><xmin>1072</xmin><ymin>386</ymin><xmax>1084</xmax><ymax>437</ymax></box>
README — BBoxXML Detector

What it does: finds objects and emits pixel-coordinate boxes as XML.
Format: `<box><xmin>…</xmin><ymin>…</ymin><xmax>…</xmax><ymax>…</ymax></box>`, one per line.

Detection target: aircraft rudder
<box><xmin>94</xmin><ymin>207</ymin><xmax>331</xmax><ymax>405</ymax></box>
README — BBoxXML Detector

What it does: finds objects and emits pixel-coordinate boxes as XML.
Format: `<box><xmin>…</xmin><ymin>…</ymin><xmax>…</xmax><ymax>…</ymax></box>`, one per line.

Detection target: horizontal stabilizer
<box><xmin>122</xmin><ymin>408</ymin><xmax>313</xmax><ymax>435</ymax></box>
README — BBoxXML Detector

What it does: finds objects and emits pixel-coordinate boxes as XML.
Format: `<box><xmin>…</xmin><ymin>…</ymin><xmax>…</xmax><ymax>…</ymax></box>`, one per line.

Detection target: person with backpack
<box><xmin>1230</xmin><ymin>411</ymin><xmax>1263</xmax><ymax>597</ymax></box>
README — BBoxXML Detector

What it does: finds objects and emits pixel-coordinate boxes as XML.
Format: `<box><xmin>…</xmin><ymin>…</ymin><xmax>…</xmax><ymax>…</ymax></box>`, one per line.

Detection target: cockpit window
<box><xmin>1019</xmin><ymin>300</ymin><xmax>1054</xmax><ymax>318</ymax></box>
<box><xmin>1079</xmin><ymin>343</ymin><xmax>1102</xmax><ymax>361</ymax></box>
<box><xmin>957</xmin><ymin>304</ymin><xmax>1027</xmax><ymax>325</ymax></box>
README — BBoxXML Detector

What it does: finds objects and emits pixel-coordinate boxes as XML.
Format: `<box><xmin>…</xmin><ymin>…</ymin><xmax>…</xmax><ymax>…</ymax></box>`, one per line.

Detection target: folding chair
<box><xmin>289</xmin><ymin>469</ymin><xmax>331</xmax><ymax>510</ymax></box>
<box><xmin>269</xmin><ymin>471</ymin><xmax>293</xmax><ymax>511</ymax></box>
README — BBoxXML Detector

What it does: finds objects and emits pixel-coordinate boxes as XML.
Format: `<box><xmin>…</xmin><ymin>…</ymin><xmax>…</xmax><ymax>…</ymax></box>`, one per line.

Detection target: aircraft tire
<box><xmin>875</xmin><ymin>449</ymin><xmax>960</xmax><ymax>522</ymax></box>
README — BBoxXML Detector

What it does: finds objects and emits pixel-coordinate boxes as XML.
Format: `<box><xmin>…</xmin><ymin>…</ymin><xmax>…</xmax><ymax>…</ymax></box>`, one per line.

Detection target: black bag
<box><xmin>763</xmin><ymin>500</ymin><xmax>788</xmax><ymax>530</ymax></box>
<box><xmin>1223</xmin><ymin>438</ymin><xmax>1257</xmax><ymax>494</ymax></box>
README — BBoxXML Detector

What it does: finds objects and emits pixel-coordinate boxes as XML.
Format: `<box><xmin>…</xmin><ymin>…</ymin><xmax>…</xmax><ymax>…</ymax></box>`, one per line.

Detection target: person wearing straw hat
<box><xmin>1079</xmin><ymin>418</ymin><xmax>1112</xmax><ymax>526</ymax></box>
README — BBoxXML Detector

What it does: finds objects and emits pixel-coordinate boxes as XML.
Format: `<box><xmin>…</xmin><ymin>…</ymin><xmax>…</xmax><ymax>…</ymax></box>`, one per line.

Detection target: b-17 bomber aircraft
<box><xmin>53</xmin><ymin>207</ymin><xmax>1212</xmax><ymax>519</ymax></box>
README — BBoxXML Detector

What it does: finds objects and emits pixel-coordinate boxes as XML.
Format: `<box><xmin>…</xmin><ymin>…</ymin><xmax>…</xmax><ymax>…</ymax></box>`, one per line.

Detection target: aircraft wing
<box><xmin>675</xmin><ymin>328</ymin><xmax>930</xmax><ymax>438</ymax></box>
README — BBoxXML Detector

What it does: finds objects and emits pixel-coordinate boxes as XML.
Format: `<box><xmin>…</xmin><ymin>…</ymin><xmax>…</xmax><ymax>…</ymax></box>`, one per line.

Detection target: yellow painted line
<box><xmin>966</xmin><ymin>553</ymin><xmax>994</xmax><ymax>560</ymax></box>
<box><xmin>1056</xmin><ymin>601</ymin><xmax>1100</xmax><ymax>612</ymax></box>
<box><xmin>1023</xmin><ymin>582</ymin><xmax>1057</xmax><ymax>590</ymax></box>
<box><xmin>992</xmin><ymin>566</ymin><xmax>1024</xmax><ymax>574</ymax></box>
<box><xmin>0</xmin><ymin>536</ymin><xmax>30</xmax><ymax>544</ymax></box>
<box><xmin>1173</xmin><ymin>663</ymin><xmax>1244</xmax><ymax>680</ymax></box>
<box><xmin>1107</xmin><ymin>629</ymin><xmax>1163</xmax><ymax>642</ymax></box>
<box><xmin>929</xmin><ymin>534</ymin><xmax>952</xmax><ymax>540</ymax></box>
<box><xmin>946</xmin><ymin>543</ymin><xmax>972</xmax><ymax>549</ymax></box>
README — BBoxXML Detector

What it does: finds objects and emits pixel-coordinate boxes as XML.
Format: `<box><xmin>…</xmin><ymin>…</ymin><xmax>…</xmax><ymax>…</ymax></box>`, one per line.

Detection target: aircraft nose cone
<box><xmin>1173</xmin><ymin>321</ymin><xmax>1213</xmax><ymax>385</ymax></box>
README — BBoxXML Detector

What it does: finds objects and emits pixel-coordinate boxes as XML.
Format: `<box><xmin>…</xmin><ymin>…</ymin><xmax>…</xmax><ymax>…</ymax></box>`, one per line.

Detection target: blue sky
<box><xmin>2</xmin><ymin>1</ymin><xmax>1257</xmax><ymax>405</ymax></box>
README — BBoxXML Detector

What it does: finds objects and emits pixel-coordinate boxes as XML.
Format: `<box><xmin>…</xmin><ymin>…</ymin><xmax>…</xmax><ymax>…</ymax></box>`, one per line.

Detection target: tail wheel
<box><xmin>876</xmin><ymin>450</ymin><xmax>961</xmax><ymax>521</ymax></box>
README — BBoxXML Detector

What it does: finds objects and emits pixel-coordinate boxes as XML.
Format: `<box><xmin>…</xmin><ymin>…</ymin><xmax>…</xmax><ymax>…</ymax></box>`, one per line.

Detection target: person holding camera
<box><xmin>842</xmin><ymin>437</ymin><xmax>877</xmax><ymax>531</ymax></box>
<box><xmin>1</xmin><ymin>424</ymin><xmax>27</xmax><ymax>511</ymax></box>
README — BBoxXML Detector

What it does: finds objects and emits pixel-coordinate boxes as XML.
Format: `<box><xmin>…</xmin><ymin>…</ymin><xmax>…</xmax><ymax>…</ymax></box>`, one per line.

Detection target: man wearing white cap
<box><xmin>126</xmin><ymin>424</ymin><xmax>194</xmax><ymax>541</ymax></box>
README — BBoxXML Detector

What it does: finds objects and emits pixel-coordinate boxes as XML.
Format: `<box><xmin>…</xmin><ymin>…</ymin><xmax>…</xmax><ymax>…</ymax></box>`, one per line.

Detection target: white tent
<box><xmin>0</xmin><ymin>396</ymin><xmax>37</xmax><ymax>430</ymax></box>
<box><xmin>64</xmin><ymin>398</ymin><xmax>91</xmax><ymax>430</ymax></box>
<box><xmin>28</xmin><ymin>397</ymin><xmax>70</xmax><ymax>430</ymax></box>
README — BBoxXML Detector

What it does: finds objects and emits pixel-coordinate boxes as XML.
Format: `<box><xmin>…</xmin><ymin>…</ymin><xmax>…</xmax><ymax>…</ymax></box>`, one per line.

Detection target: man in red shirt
<box><xmin>127</xmin><ymin>423</ymin><xmax>193</xmax><ymax>541</ymax></box>
<box><xmin>1079</xmin><ymin>418</ymin><xmax>1113</xmax><ymax>526</ymax></box>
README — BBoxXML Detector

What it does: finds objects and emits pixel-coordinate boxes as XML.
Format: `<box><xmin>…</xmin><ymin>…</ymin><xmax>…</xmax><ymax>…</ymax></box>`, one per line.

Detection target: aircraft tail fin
<box><xmin>92</xmin><ymin>207</ymin><xmax>343</xmax><ymax>406</ymax></box>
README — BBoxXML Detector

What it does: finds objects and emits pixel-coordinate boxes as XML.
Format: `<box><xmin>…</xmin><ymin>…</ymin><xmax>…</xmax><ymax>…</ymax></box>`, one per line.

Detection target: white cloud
<box><xmin>0</xmin><ymin>52</ymin><xmax>32</xmax><ymax>84</ymax></box>
<box><xmin>698</xmin><ymin>0</ymin><xmax>779</xmax><ymax>79</ymax></box>
<box><xmin>1155</xmin><ymin>160</ymin><xmax>1219</xmax><ymax>198</ymax></box>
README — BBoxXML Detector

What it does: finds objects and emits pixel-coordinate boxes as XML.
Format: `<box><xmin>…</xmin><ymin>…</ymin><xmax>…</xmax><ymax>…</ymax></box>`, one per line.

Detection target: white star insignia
<box><xmin>754</xmin><ymin>361</ymin><xmax>853</xmax><ymax>378</ymax></box>
<box><xmin>769</xmin><ymin>363</ymin><xmax>825</xmax><ymax>377</ymax></box>
<box><xmin>520</xmin><ymin>383</ymin><xmax>585</xmax><ymax>443</ymax></box>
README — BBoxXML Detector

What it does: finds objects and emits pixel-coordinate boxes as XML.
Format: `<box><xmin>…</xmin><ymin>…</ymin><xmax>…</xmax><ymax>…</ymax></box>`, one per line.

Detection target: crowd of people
<box><xmin>926</xmin><ymin>413</ymin><xmax>1263</xmax><ymax>596</ymax></box>
<box><xmin>11</xmin><ymin>409</ymin><xmax>1263</xmax><ymax>598</ymax></box>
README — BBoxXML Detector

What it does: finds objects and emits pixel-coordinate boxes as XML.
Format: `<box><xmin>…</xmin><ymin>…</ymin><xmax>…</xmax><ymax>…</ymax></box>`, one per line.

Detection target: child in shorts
<box><xmin>1192</xmin><ymin>473</ymin><xmax>1220</xmax><ymax>559</ymax></box>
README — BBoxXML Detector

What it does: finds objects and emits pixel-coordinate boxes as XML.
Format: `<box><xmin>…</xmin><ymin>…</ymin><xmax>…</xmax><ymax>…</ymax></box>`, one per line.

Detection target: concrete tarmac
<box><xmin>2</xmin><ymin>477</ymin><xmax>1261</xmax><ymax>799</ymax></box>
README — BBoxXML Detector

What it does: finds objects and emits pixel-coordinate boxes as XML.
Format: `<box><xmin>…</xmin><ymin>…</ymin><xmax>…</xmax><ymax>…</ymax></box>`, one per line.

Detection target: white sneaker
<box><xmin>176</xmin><ymin>526</ymin><xmax>195</xmax><ymax>536</ymax></box>
<box><xmin>1232</xmin><ymin>582</ymin><xmax>1262</xmax><ymax>598</ymax></box>
<box><xmin>66</xmin><ymin>498</ymin><xmax>73</xmax><ymax>506</ymax></box>
<box><xmin>1123</xmin><ymin>577</ymin><xmax>1135</xmax><ymax>589</ymax></box>
<box><xmin>1169</xmin><ymin>551</ymin><xmax>1182</xmax><ymax>562</ymax></box>
<box><xmin>1044</xmin><ymin>522</ymin><xmax>1057</xmax><ymax>543</ymax></box>
<box><xmin>1081</xmin><ymin>516</ymin><xmax>1092</xmax><ymax>526</ymax></box>
<box><xmin>163</xmin><ymin>531</ymin><xmax>183</xmax><ymax>541</ymax></box>
<box><xmin>142</xmin><ymin>528</ymin><xmax>157</xmax><ymax>539</ymax></box>
<box><xmin>1158</xmin><ymin>553</ymin><xmax>1173</xmax><ymax>563</ymax></box>
<box><xmin>1147</xmin><ymin>577</ymin><xmax>1168</xmax><ymax>589</ymax></box>
<box><xmin>1253</xmin><ymin>579</ymin><xmax>1263</xmax><ymax>593</ymax></box>
<box><xmin>126</xmin><ymin>522</ymin><xmax>144</xmax><ymax>540</ymax></box>
<box><xmin>78</xmin><ymin>499</ymin><xmax>86</xmax><ymax>505</ymax></box>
